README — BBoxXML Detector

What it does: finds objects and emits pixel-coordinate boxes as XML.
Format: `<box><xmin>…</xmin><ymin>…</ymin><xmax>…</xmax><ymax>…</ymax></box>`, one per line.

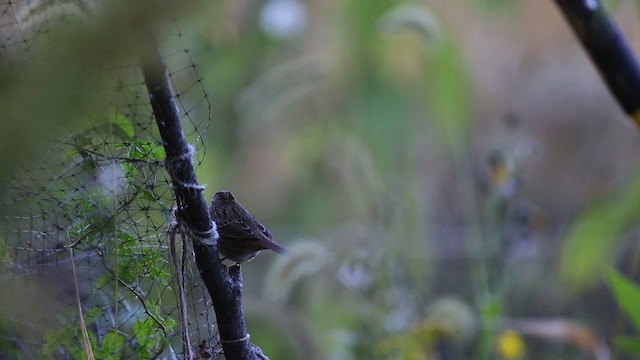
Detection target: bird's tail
<box><xmin>265</xmin><ymin>240</ymin><xmax>288</xmax><ymax>255</ymax></box>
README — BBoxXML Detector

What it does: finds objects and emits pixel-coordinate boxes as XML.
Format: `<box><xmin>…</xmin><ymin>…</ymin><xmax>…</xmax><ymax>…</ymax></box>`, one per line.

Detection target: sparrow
<box><xmin>209</xmin><ymin>191</ymin><xmax>287</xmax><ymax>264</ymax></box>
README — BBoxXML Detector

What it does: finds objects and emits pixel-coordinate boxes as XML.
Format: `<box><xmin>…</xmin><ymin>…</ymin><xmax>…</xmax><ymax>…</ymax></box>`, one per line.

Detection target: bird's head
<box><xmin>212</xmin><ymin>191</ymin><xmax>236</xmax><ymax>206</ymax></box>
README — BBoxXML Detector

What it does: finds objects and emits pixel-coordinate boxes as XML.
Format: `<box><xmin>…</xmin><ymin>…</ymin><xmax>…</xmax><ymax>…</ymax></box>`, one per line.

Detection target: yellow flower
<box><xmin>497</xmin><ymin>329</ymin><xmax>526</xmax><ymax>360</ymax></box>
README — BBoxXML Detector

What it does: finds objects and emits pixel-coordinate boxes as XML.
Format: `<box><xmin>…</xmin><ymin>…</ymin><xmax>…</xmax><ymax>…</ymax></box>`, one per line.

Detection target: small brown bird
<box><xmin>209</xmin><ymin>191</ymin><xmax>287</xmax><ymax>264</ymax></box>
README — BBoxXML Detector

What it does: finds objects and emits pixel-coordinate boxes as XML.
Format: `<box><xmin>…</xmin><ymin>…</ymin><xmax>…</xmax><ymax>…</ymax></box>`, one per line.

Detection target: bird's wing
<box><xmin>217</xmin><ymin>219</ymin><xmax>257</xmax><ymax>239</ymax></box>
<box><xmin>218</xmin><ymin>219</ymin><xmax>287</xmax><ymax>255</ymax></box>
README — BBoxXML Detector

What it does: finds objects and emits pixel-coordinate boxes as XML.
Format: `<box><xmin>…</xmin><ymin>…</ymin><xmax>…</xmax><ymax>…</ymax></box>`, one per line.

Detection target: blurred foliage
<box><xmin>607</xmin><ymin>269</ymin><xmax>640</xmax><ymax>356</ymax></box>
<box><xmin>608</xmin><ymin>269</ymin><xmax>640</xmax><ymax>333</ymax></box>
<box><xmin>0</xmin><ymin>320</ymin><xmax>23</xmax><ymax>359</ymax></box>
<box><xmin>0</xmin><ymin>0</ymin><xmax>199</xmax><ymax>183</ymax></box>
<box><xmin>377</xmin><ymin>297</ymin><xmax>475</xmax><ymax>359</ymax></box>
<box><xmin>4</xmin><ymin>0</ymin><xmax>640</xmax><ymax>359</ymax></box>
<box><xmin>559</xmin><ymin>173</ymin><xmax>640</xmax><ymax>291</ymax></box>
<box><xmin>41</xmin><ymin>304</ymin><xmax>175</xmax><ymax>359</ymax></box>
<box><xmin>39</xmin><ymin>117</ymin><xmax>175</xmax><ymax>358</ymax></box>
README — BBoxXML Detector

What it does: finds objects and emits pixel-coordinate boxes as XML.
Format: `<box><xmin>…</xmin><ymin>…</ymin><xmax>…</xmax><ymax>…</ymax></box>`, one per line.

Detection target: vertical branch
<box><xmin>137</xmin><ymin>26</ymin><xmax>255</xmax><ymax>359</ymax></box>
<box><xmin>554</xmin><ymin>0</ymin><xmax>640</xmax><ymax>125</ymax></box>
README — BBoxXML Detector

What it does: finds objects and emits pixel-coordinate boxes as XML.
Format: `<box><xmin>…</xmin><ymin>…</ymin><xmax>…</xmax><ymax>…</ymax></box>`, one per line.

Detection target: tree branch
<box><xmin>137</xmin><ymin>26</ymin><xmax>255</xmax><ymax>360</ymax></box>
<box><xmin>554</xmin><ymin>0</ymin><xmax>640</xmax><ymax>125</ymax></box>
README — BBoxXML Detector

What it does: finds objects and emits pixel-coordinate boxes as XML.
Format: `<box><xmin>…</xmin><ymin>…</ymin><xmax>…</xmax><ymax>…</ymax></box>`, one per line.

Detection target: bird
<box><xmin>209</xmin><ymin>191</ymin><xmax>287</xmax><ymax>264</ymax></box>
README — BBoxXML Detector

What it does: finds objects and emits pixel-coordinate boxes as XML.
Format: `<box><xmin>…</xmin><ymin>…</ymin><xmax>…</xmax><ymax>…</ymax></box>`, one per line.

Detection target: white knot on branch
<box><xmin>171</xmin><ymin>207</ymin><xmax>218</xmax><ymax>247</ymax></box>
<box><xmin>164</xmin><ymin>144</ymin><xmax>206</xmax><ymax>192</ymax></box>
<box><xmin>220</xmin><ymin>333</ymin><xmax>250</xmax><ymax>344</ymax></box>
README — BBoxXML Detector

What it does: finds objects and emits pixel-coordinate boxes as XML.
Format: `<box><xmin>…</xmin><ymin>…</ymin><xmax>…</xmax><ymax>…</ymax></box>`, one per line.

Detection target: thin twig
<box><xmin>69</xmin><ymin>247</ymin><xmax>96</xmax><ymax>360</ymax></box>
<box><xmin>169</xmin><ymin>219</ymin><xmax>194</xmax><ymax>360</ymax></box>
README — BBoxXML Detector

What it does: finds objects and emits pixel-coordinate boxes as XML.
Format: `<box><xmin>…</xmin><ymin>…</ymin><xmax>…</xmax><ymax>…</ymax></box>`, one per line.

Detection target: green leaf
<box><xmin>134</xmin><ymin>317</ymin><xmax>159</xmax><ymax>359</ymax></box>
<box><xmin>64</xmin><ymin>145</ymin><xmax>80</xmax><ymax>161</ymax></box>
<box><xmin>111</xmin><ymin>110</ymin><xmax>135</xmax><ymax>139</ymax></box>
<box><xmin>127</xmin><ymin>140</ymin><xmax>163</xmax><ymax>161</ymax></box>
<box><xmin>607</xmin><ymin>269</ymin><xmax>640</xmax><ymax>332</ymax></box>
<box><xmin>73</xmin><ymin>134</ymin><xmax>94</xmax><ymax>148</ymax></box>
<box><xmin>614</xmin><ymin>336</ymin><xmax>640</xmax><ymax>355</ymax></box>
<box><xmin>93</xmin><ymin>273</ymin><xmax>111</xmax><ymax>293</ymax></box>
<box><xmin>41</xmin><ymin>316</ymin><xmax>98</xmax><ymax>360</ymax></box>
<box><xmin>150</xmin><ymin>146</ymin><xmax>165</xmax><ymax>161</ymax></box>
<box><xmin>84</xmin><ymin>306</ymin><xmax>104</xmax><ymax>324</ymax></box>
<box><xmin>559</xmin><ymin>174</ymin><xmax>640</xmax><ymax>290</ymax></box>
<box><xmin>137</xmin><ymin>187</ymin><xmax>159</xmax><ymax>202</ymax></box>
<box><xmin>121</xmin><ymin>162</ymin><xmax>138</xmax><ymax>184</ymax></box>
<box><xmin>79</xmin><ymin>154</ymin><xmax>98</xmax><ymax>177</ymax></box>
<box><xmin>99</xmin><ymin>331</ymin><xmax>125</xmax><ymax>360</ymax></box>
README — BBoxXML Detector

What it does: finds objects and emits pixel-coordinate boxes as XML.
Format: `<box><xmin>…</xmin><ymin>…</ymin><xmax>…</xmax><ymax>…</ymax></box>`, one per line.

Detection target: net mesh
<box><xmin>0</xmin><ymin>1</ymin><xmax>217</xmax><ymax>358</ymax></box>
